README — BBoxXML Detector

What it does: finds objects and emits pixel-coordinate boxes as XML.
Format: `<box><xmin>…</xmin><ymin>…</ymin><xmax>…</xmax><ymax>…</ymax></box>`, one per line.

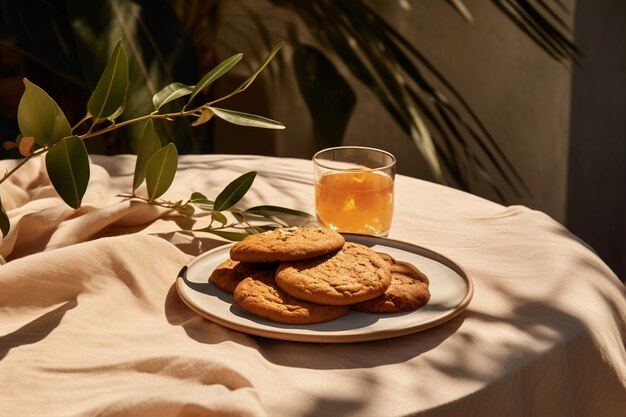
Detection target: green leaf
<box><xmin>244</xmin><ymin>205</ymin><xmax>313</xmax><ymax>218</ymax></box>
<box><xmin>45</xmin><ymin>136</ymin><xmax>90</xmax><ymax>209</ymax></box>
<box><xmin>232</xmin><ymin>211</ymin><xmax>280</xmax><ymax>234</ymax></box>
<box><xmin>145</xmin><ymin>143</ymin><xmax>178</xmax><ymax>200</ymax></box>
<box><xmin>243</xmin><ymin>205</ymin><xmax>314</xmax><ymax>227</ymax></box>
<box><xmin>186</xmin><ymin>53</ymin><xmax>243</xmax><ymax>107</ymax></box>
<box><xmin>17</xmin><ymin>79</ymin><xmax>72</xmax><ymax>146</ymax></box>
<box><xmin>0</xmin><ymin>196</ymin><xmax>10</xmax><ymax>238</ymax></box>
<box><xmin>211</xmin><ymin>210</ymin><xmax>228</xmax><ymax>225</ymax></box>
<box><xmin>87</xmin><ymin>39</ymin><xmax>129</xmax><ymax>121</ymax></box>
<box><xmin>197</xmin><ymin>229</ymin><xmax>250</xmax><ymax>241</ymax></box>
<box><xmin>235</xmin><ymin>42</ymin><xmax>284</xmax><ymax>94</ymax></box>
<box><xmin>67</xmin><ymin>0</ymin><xmax>205</xmax><ymax>154</ymax></box>
<box><xmin>153</xmin><ymin>82</ymin><xmax>194</xmax><ymax>110</ymax></box>
<box><xmin>175</xmin><ymin>204</ymin><xmax>195</xmax><ymax>217</ymax></box>
<box><xmin>209</xmin><ymin>107</ymin><xmax>285</xmax><ymax>129</ymax></box>
<box><xmin>213</xmin><ymin>171</ymin><xmax>256</xmax><ymax>211</ymax></box>
<box><xmin>133</xmin><ymin>120</ymin><xmax>162</xmax><ymax>192</ymax></box>
<box><xmin>190</xmin><ymin>192</ymin><xmax>214</xmax><ymax>211</ymax></box>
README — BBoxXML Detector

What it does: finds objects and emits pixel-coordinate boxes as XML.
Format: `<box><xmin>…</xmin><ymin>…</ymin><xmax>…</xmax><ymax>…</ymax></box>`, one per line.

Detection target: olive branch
<box><xmin>0</xmin><ymin>41</ymin><xmax>313</xmax><ymax>240</ymax></box>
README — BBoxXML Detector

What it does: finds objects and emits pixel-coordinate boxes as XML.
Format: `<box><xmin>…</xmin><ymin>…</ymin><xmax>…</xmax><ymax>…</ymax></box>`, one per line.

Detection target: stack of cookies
<box><xmin>209</xmin><ymin>227</ymin><xmax>431</xmax><ymax>325</ymax></box>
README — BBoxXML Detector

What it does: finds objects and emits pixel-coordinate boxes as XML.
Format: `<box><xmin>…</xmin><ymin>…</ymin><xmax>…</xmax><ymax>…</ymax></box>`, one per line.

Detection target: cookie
<box><xmin>376</xmin><ymin>251</ymin><xmax>395</xmax><ymax>264</ymax></box>
<box><xmin>352</xmin><ymin>259</ymin><xmax>430</xmax><ymax>313</ymax></box>
<box><xmin>233</xmin><ymin>271</ymin><xmax>350</xmax><ymax>324</ymax></box>
<box><xmin>230</xmin><ymin>227</ymin><xmax>345</xmax><ymax>263</ymax></box>
<box><xmin>275</xmin><ymin>242</ymin><xmax>392</xmax><ymax>306</ymax></box>
<box><xmin>209</xmin><ymin>258</ymin><xmax>277</xmax><ymax>293</ymax></box>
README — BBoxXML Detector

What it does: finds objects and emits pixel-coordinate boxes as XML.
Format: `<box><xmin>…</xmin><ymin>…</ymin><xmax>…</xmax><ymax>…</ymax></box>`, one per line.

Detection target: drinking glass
<box><xmin>313</xmin><ymin>146</ymin><xmax>396</xmax><ymax>237</ymax></box>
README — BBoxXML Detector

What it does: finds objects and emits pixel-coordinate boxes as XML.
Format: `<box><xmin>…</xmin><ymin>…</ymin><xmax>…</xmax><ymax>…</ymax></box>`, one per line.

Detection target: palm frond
<box><xmin>491</xmin><ymin>0</ymin><xmax>580</xmax><ymax>62</ymax></box>
<box><xmin>447</xmin><ymin>0</ymin><xmax>474</xmax><ymax>22</ymax></box>
<box><xmin>264</xmin><ymin>0</ymin><xmax>580</xmax><ymax>199</ymax></box>
<box><xmin>268</xmin><ymin>0</ymin><xmax>542</xmax><ymax>199</ymax></box>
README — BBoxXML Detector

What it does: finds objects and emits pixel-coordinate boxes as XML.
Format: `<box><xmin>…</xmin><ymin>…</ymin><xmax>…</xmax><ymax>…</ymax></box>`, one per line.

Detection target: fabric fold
<box><xmin>1</xmin><ymin>155</ymin><xmax>624</xmax><ymax>417</ymax></box>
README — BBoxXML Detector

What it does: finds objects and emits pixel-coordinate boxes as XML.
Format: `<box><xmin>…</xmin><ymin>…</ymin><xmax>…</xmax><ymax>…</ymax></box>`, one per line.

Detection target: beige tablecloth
<box><xmin>1</xmin><ymin>154</ymin><xmax>625</xmax><ymax>417</ymax></box>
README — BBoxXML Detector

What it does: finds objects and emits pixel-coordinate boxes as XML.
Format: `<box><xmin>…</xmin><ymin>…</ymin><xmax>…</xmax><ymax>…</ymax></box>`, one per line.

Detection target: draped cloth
<box><xmin>1</xmin><ymin>155</ymin><xmax>625</xmax><ymax>417</ymax></box>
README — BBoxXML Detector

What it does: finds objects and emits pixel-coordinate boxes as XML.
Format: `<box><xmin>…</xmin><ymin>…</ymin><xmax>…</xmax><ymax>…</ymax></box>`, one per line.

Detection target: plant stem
<box><xmin>72</xmin><ymin>114</ymin><xmax>92</xmax><ymax>131</ymax></box>
<box><xmin>0</xmin><ymin>146</ymin><xmax>48</xmax><ymax>185</ymax></box>
<box><xmin>0</xmin><ymin>156</ymin><xmax>32</xmax><ymax>184</ymax></box>
<box><xmin>192</xmin><ymin>223</ymin><xmax>250</xmax><ymax>232</ymax></box>
<box><xmin>119</xmin><ymin>193</ymin><xmax>169</xmax><ymax>206</ymax></box>
<box><xmin>1</xmin><ymin>82</ymin><xmax>256</xmax><ymax>187</ymax></box>
<box><xmin>80</xmin><ymin>107</ymin><xmax>203</xmax><ymax>140</ymax></box>
<box><xmin>0</xmin><ymin>105</ymin><xmax>207</xmax><ymax>186</ymax></box>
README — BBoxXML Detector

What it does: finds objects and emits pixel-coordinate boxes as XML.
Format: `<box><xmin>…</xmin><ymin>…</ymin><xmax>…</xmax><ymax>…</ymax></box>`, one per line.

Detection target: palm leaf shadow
<box><xmin>266</xmin><ymin>0</ymin><xmax>578</xmax><ymax>200</ymax></box>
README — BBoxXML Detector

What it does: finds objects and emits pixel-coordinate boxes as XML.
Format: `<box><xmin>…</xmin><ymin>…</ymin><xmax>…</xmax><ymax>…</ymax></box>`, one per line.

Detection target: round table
<box><xmin>1</xmin><ymin>154</ymin><xmax>625</xmax><ymax>417</ymax></box>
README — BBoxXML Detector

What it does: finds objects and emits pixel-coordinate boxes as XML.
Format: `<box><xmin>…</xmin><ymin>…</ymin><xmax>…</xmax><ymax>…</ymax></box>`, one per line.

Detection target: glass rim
<box><xmin>313</xmin><ymin>146</ymin><xmax>396</xmax><ymax>172</ymax></box>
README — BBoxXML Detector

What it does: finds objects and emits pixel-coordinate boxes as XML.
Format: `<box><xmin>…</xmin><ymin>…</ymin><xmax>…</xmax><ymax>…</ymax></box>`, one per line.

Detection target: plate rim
<box><xmin>176</xmin><ymin>234</ymin><xmax>474</xmax><ymax>343</ymax></box>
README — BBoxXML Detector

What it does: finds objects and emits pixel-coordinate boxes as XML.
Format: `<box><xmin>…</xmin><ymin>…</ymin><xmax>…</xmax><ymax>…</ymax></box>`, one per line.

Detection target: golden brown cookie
<box><xmin>233</xmin><ymin>271</ymin><xmax>350</xmax><ymax>324</ymax></box>
<box><xmin>376</xmin><ymin>251</ymin><xmax>395</xmax><ymax>264</ymax></box>
<box><xmin>209</xmin><ymin>258</ymin><xmax>277</xmax><ymax>293</ymax></box>
<box><xmin>352</xmin><ymin>259</ymin><xmax>430</xmax><ymax>313</ymax></box>
<box><xmin>275</xmin><ymin>242</ymin><xmax>392</xmax><ymax>306</ymax></box>
<box><xmin>230</xmin><ymin>227</ymin><xmax>345</xmax><ymax>263</ymax></box>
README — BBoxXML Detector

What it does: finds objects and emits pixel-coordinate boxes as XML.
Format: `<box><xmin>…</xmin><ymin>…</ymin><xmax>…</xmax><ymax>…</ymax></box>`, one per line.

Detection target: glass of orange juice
<box><xmin>313</xmin><ymin>146</ymin><xmax>396</xmax><ymax>237</ymax></box>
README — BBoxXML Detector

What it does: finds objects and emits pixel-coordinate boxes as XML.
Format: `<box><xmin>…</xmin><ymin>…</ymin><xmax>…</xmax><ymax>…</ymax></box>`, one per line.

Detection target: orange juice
<box><xmin>315</xmin><ymin>170</ymin><xmax>394</xmax><ymax>236</ymax></box>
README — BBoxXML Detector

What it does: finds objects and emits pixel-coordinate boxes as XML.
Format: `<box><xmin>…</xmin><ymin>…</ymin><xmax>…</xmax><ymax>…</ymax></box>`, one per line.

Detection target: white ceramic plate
<box><xmin>176</xmin><ymin>234</ymin><xmax>473</xmax><ymax>343</ymax></box>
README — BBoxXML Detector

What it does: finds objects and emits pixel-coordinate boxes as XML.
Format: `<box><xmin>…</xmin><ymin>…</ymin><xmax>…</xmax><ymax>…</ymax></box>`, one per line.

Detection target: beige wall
<box><xmin>215</xmin><ymin>0</ymin><xmax>575</xmax><ymax>223</ymax></box>
<box><xmin>372</xmin><ymin>0</ymin><xmax>574</xmax><ymax>222</ymax></box>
